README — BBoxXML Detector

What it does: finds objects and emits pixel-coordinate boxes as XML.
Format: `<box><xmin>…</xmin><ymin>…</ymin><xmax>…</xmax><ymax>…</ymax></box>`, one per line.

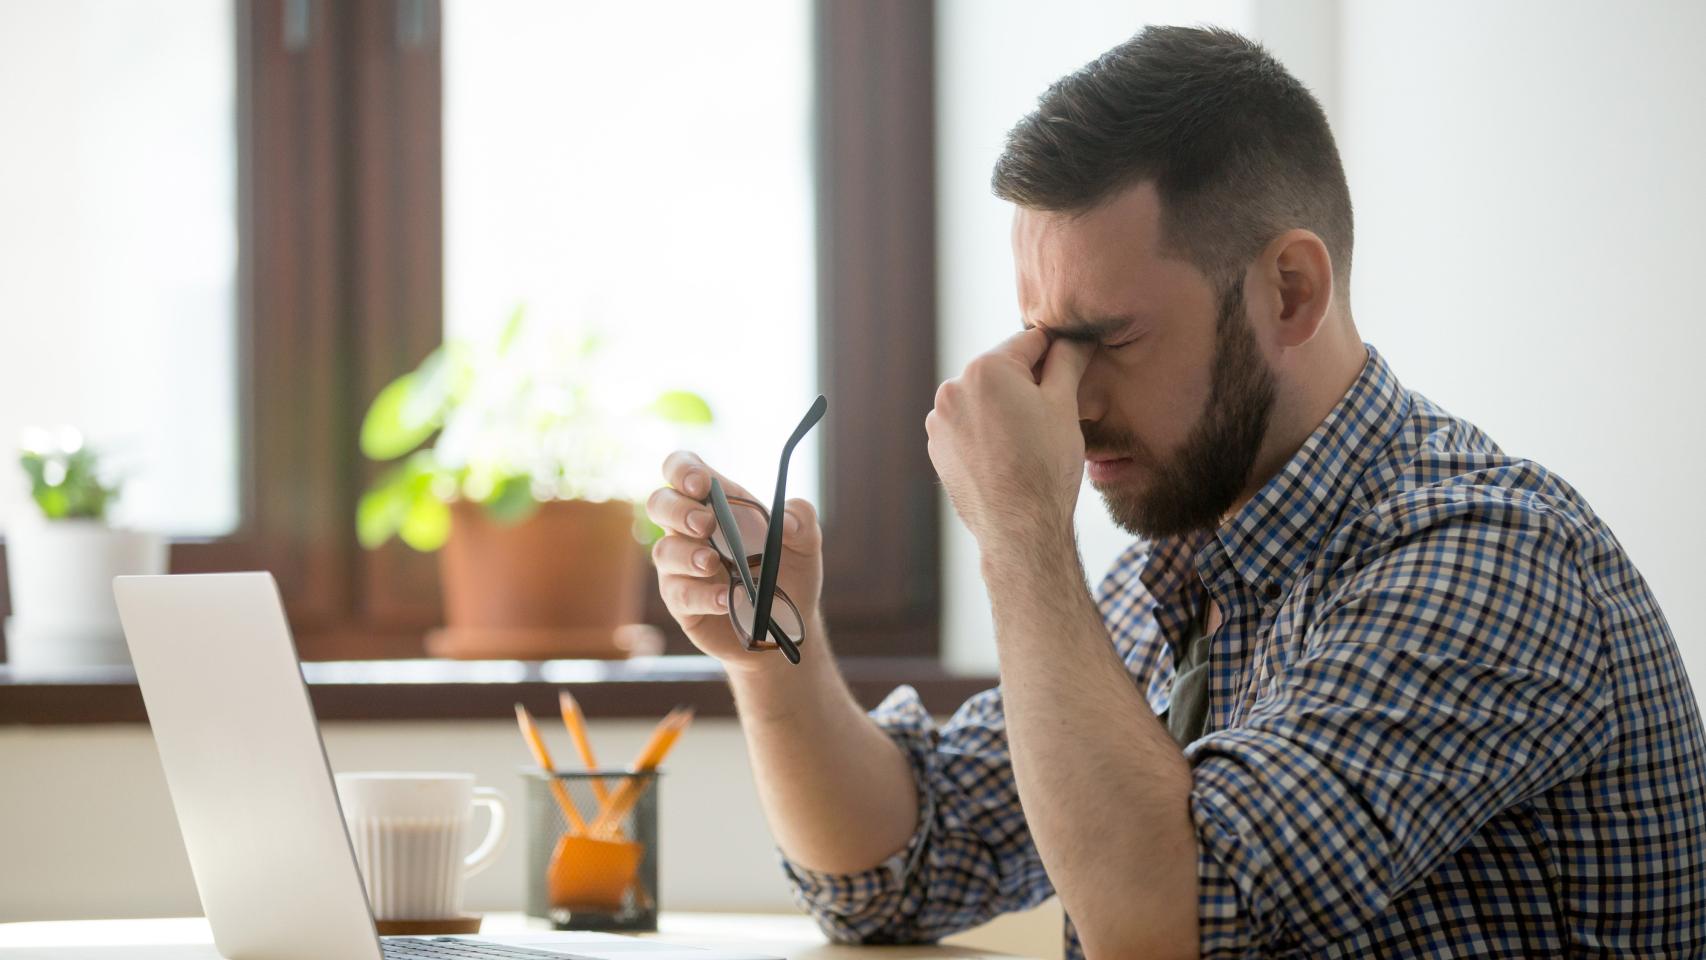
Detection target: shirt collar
<box><xmin>1204</xmin><ymin>344</ymin><xmax>1409</xmax><ymax>598</ymax></box>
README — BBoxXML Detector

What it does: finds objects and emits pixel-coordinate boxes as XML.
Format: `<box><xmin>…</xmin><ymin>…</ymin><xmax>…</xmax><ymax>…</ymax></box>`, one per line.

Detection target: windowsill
<box><xmin>0</xmin><ymin>656</ymin><xmax>996</xmax><ymax>724</ymax></box>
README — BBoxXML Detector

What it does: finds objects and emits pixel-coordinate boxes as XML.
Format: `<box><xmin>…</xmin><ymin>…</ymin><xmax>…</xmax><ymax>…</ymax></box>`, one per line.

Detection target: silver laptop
<box><xmin>113</xmin><ymin>572</ymin><xmax>777</xmax><ymax>960</ymax></box>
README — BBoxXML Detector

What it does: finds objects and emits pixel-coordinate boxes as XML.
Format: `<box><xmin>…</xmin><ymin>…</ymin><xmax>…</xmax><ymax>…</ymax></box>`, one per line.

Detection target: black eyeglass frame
<box><xmin>702</xmin><ymin>395</ymin><xmax>827</xmax><ymax>666</ymax></box>
<box><xmin>704</xmin><ymin>491</ymin><xmax>809</xmax><ymax>659</ymax></box>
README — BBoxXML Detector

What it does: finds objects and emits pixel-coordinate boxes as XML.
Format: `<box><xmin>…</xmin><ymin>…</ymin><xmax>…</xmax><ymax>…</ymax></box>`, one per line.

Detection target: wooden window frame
<box><xmin>0</xmin><ymin>0</ymin><xmax>939</xmax><ymax>663</ymax></box>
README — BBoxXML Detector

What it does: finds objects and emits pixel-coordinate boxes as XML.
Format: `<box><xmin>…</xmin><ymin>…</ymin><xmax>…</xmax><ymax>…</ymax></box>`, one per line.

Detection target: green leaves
<box><xmin>19</xmin><ymin>443</ymin><xmax>117</xmax><ymax>521</ymax></box>
<box><xmin>650</xmin><ymin>390</ymin><xmax>713</xmax><ymax>425</ymax></box>
<box><xmin>398</xmin><ymin>491</ymin><xmax>452</xmax><ymax>552</ymax></box>
<box><xmin>356</xmin><ymin>451</ymin><xmax>450</xmax><ymax>551</ymax></box>
<box><xmin>360</xmin><ymin>346</ymin><xmax>458</xmax><ymax>461</ymax></box>
<box><xmin>481</xmin><ymin>474</ymin><xmax>539</xmax><ymax>525</ymax></box>
<box><xmin>353</xmin><ymin>307</ymin><xmax>714</xmax><ymax>552</ymax></box>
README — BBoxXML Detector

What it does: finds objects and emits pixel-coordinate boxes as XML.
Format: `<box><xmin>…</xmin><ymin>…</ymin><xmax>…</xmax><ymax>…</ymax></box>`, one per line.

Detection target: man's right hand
<box><xmin>645</xmin><ymin>451</ymin><xmax>825</xmax><ymax>671</ymax></box>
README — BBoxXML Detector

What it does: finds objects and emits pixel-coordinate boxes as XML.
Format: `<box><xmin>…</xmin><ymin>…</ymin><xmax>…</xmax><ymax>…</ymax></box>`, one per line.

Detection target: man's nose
<box><xmin>1076</xmin><ymin>357</ymin><xmax>1109</xmax><ymax>424</ymax></box>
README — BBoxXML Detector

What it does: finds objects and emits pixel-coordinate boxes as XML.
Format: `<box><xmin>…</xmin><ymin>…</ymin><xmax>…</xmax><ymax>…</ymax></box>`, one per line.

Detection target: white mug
<box><xmin>334</xmin><ymin>772</ymin><xmax>508</xmax><ymax>921</ymax></box>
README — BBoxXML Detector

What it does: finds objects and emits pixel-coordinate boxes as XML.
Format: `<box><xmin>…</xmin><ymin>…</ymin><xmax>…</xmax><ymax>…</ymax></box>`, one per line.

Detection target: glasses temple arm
<box><xmin>752</xmin><ymin>395</ymin><xmax>827</xmax><ymax>665</ymax></box>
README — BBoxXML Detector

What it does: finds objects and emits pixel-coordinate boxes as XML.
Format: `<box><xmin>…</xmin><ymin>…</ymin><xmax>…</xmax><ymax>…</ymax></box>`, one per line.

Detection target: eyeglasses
<box><xmin>703</xmin><ymin>396</ymin><xmax>826</xmax><ymax>665</ymax></box>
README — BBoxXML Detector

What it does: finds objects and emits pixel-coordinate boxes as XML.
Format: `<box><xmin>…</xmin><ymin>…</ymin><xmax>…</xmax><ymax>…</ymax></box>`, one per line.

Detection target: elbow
<box><xmin>1078</xmin><ymin>912</ymin><xmax>1198</xmax><ymax>960</ymax></box>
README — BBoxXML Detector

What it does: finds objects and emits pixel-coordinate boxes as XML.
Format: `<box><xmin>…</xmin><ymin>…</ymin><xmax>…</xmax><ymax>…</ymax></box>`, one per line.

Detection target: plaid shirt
<box><xmin>781</xmin><ymin>346</ymin><xmax>1706</xmax><ymax>957</ymax></box>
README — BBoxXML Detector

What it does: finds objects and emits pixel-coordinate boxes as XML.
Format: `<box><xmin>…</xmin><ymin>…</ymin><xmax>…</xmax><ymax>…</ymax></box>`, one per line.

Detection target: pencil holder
<box><xmin>521</xmin><ymin>768</ymin><xmax>660</xmax><ymax>932</ymax></box>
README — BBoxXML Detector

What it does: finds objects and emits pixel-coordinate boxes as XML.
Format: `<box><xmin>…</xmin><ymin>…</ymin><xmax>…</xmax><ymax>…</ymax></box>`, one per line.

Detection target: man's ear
<box><xmin>1246</xmin><ymin>229</ymin><xmax>1335</xmax><ymax>349</ymax></box>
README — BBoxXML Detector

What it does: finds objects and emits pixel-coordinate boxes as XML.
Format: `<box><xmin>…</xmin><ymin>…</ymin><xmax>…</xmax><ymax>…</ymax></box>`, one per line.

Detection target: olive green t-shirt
<box><xmin>1161</xmin><ymin>609</ymin><xmax>1212</xmax><ymax>747</ymax></box>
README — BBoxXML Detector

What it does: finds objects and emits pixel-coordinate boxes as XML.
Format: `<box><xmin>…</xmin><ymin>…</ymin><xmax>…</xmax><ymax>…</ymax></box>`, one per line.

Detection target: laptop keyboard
<box><xmin>381</xmin><ymin>937</ymin><xmax>598</xmax><ymax>960</ymax></box>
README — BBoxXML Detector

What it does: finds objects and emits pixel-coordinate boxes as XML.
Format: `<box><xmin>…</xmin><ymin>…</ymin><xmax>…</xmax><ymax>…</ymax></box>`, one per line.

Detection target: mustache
<box><xmin>1081</xmin><ymin>422</ymin><xmax>1154</xmax><ymax>466</ymax></box>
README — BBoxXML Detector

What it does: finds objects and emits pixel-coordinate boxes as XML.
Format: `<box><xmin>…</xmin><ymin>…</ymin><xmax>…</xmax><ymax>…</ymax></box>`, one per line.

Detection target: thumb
<box><xmin>992</xmin><ymin>327</ymin><xmax>1052</xmax><ymax>372</ymax></box>
<box><xmin>1040</xmin><ymin>337</ymin><xmax>1092</xmax><ymax>401</ymax></box>
<box><xmin>781</xmin><ymin>498</ymin><xmax>822</xmax><ymax>554</ymax></box>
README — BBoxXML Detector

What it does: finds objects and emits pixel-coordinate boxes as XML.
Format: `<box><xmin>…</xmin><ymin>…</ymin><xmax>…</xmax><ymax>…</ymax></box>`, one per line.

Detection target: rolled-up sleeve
<box><xmin>779</xmin><ymin>682</ymin><xmax>1053</xmax><ymax>943</ymax></box>
<box><xmin>1185</xmin><ymin>500</ymin><xmax>1615</xmax><ymax>955</ymax></box>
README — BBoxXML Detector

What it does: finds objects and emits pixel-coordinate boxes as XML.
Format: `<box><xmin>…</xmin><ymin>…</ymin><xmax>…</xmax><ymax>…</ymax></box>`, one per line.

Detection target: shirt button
<box><xmin>1261</xmin><ymin>582</ymin><xmax>1282</xmax><ymax>601</ymax></box>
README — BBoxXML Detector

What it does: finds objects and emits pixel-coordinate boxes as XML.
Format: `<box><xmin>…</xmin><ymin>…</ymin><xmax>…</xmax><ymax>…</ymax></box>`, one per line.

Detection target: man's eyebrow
<box><xmin>1020</xmin><ymin>313</ymin><xmax>1143</xmax><ymax>343</ymax></box>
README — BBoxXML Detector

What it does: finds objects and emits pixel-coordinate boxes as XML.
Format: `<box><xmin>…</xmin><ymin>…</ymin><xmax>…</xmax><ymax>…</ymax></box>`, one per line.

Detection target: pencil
<box><xmin>559</xmin><ymin>691</ymin><xmax>610</xmax><ymax>807</ymax></box>
<box><xmin>589</xmin><ymin>707</ymin><xmax>693</xmax><ymax>837</ymax></box>
<box><xmin>514</xmin><ymin>703</ymin><xmax>589</xmax><ymax>835</ymax></box>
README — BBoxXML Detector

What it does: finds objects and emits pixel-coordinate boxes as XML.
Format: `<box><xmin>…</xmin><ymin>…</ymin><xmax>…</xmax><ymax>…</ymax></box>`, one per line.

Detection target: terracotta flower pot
<box><xmin>424</xmin><ymin>499</ymin><xmax>662</xmax><ymax>660</ymax></box>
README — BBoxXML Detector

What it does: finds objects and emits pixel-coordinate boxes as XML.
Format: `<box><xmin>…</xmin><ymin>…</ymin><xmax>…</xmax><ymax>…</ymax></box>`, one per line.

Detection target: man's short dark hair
<box><xmin>993</xmin><ymin>25</ymin><xmax>1354</xmax><ymax>295</ymax></box>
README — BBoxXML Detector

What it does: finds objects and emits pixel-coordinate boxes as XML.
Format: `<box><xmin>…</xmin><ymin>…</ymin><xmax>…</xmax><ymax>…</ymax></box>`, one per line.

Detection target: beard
<box><xmin>1085</xmin><ymin>282</ymin><xmax>1277</xmax><ymax>540</ymax></box>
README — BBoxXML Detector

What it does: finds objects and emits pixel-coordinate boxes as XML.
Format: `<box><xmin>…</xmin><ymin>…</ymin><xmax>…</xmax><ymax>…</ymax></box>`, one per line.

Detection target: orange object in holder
<box><xmin>546</xmin><ymin>834</ymin><xmax>643</xmax><ymax>911</ymax></box>
<box><xmin>523</xmin><ymin>769</ymin><xmax>660</xmax><ymax>931</ymax></box>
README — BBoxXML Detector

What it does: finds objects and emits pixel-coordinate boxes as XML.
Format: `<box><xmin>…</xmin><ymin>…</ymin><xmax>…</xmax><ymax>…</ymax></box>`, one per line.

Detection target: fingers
<box><xmin>661</xmin><ymin>450</ymin><xmax>753</xmax><ymax>501</ymax></box>
<box><xmin>651</xmin><ymin>534</ymin><xmax>721</xmax><ymax>577</ymax></box>
<box><xmin>645</xmin><ymin>485</ymin><xmax>716</xmax><ymax>538</ymax></box>
<box><xmin>658</xmin><ymin>572</ymin><xmax>729</xmax><ymax>617</ymax></box>
<box><xmin>660</xmin><ymin>450</ymin><xmax>710</xmax><ymax>497</ymax></box>
<box><xmin>781</xmin><ymin>498</ymin><xmax>821</xmax><ymax>553</ymax></box>
<box><xmin>1040</xmin><ymin>337</ymin><xmax>1093</xmax><ymax>400</ymax></box>
<box><xmin>991</xmin><ymin>326</ymin><xmax>1052</xmax><ymax>371</ymax></box>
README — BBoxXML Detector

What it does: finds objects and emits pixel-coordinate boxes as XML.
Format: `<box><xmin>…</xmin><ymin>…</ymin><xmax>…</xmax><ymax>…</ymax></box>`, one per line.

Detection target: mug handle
<box><xmin>464</xmin><ymin>786</ymin><xmax>509</xmax><ymax>878</ymax></box>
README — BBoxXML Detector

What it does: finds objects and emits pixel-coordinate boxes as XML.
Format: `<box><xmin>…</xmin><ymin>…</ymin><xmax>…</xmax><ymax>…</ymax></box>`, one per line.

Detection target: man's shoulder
<box><xmin>1348</xmin><ymin>390</ymin><xmax>1599</xmax><ymax>541</ymax></box>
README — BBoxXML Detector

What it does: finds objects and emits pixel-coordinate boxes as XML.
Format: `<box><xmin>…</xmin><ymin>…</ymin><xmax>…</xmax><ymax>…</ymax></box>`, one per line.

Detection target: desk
<box><xmin>0</xmin><ymin>913</ymin><xmax>1029</xmax><ymax>959</ymax></box>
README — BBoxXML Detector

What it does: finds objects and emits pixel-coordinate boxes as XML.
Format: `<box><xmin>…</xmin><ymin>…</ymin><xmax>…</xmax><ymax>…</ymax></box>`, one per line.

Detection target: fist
<box><xmin>925</xmin><ymin>328</ymin><xmax>1091</xmax><ymax>548</ymax></box>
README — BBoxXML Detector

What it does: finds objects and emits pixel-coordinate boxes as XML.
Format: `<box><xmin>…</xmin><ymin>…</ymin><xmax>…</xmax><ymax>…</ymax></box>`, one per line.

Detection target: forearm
<box><xmin>985</xmin><ymin>535</ymin><xmax>1199</xmax><ymax>959</ymax></box>
<box><xmin>728</xmin><ymin>619</ymin><xmax>920</xmax><ymax>874</ymax></box>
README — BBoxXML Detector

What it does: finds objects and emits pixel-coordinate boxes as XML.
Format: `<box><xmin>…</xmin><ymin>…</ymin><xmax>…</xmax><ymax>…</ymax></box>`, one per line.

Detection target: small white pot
<box><xmin>3</xmin><ymin>518</ymin><xmax>167</xmax><ymax>670</ymax></box>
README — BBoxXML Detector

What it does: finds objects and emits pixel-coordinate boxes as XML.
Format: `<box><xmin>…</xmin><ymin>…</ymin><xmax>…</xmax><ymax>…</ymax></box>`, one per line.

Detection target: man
<box><xmin>645</xmin><ymin>25</ymin><xmax>1706</xmax><ymax>958</ymax></box>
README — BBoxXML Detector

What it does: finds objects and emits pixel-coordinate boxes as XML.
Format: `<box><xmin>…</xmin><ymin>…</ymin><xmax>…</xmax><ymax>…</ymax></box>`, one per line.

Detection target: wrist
<box><xmin>726</xmin><ymin>633</ymin><xmax>842</xmax><ymax>726</ymax></box>
<box><xmin>721</xmin><ymin>611</ymin><xmax>831</xmax><ymax>682</ymax></box>
<box><xmin>978</xmin><ymin>522</ymin><xmax>1079</xmax><ymax>587</ymax></box>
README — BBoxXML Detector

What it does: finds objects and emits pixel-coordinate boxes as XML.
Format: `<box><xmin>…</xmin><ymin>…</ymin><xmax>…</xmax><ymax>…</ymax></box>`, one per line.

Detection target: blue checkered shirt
<box><xmin>781</xmin><ymin>346</ymin><xmax>1706</xmax><ymax>957</ymax></box>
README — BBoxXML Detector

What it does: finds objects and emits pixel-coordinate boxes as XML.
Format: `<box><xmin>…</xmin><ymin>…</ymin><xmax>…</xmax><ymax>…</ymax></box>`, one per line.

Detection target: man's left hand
<box><xmin>926</xmin><ymin>328</ymin><xmax>1093</xmax><ymax>551</ymax></box>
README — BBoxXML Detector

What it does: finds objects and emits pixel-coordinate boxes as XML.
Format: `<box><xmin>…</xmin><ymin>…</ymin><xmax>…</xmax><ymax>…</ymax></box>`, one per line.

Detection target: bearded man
<box><xmin>646</xmin><ymin>25</ymin><xmax>1706</xmax><ymax>958</ymax></box>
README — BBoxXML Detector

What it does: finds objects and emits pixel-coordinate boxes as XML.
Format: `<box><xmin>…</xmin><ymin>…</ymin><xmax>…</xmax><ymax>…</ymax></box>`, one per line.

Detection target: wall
<box><xmin>1338</xmin><ymin>0</ymin><xmax>1706</xmax><ymax>681</ymax></box>
<box><xmin>1</xmin><ymin>719</ymin><xmax>788</xmax><ymax>920</ymax></box>
<box><xmin>1</xmin><ymin>718</ymin><xmax>1064</xmax><ymax>956</ymax></box>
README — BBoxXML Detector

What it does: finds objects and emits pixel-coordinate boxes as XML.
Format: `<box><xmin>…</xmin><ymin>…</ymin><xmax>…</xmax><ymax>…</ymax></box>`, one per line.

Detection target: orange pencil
<box><xmin>590</xmin><ymin>707</ymin><xmax>693</xmax><ymax>837</ymax></box>
<box><xmin>514</xmin><ymin>703</ymin><xmax>589</xmax><ymax>835</ymax></box>
<box><xmin>559</xmin><ymin>691</ymin><xmax>610</xmax><ymax>807</ymax></box>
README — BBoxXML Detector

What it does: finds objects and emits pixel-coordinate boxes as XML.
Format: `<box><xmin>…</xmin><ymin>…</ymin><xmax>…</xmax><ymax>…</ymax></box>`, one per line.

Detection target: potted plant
<box><xmin>4</xmin><ymin>427</ymin><xmax>167</xmax><ymax>670</ymax></box>
<box><xmin>357</xmin><ymin>308</ymin><xmax>710</xmax><ymax>660</ymax></box>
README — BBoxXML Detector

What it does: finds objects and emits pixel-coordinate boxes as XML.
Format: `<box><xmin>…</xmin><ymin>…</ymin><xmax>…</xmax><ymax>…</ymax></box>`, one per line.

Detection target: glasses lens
<box><xmin>727</xmin><ymin>579</ymin><xmax>805</xmax><ymax>650</ymax></box>
<box><xmin>708</xmin><ymin>499</ymin><xmax>769</xmax><ymax>566</ymax></box>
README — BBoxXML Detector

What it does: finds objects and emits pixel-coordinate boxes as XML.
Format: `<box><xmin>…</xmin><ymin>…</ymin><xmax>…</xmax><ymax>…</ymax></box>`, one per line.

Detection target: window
<box><xmin>0</xmin><ymin>0</ymin><xmax>240</xmax><ymax>537</ymax></box>
<box><xmin>0</xmin><ymin>0</ymin><xmax>940</xmax><ymax>662</ymax></box>
<box><xmin>442</xmin><ymin>0</ymin><xmax>820</xmax><ymax>504</ymax></box>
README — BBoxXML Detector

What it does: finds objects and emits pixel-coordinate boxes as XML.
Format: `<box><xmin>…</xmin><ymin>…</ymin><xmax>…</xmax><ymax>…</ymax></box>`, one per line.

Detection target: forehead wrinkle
<box><xmin>1015</xmin><ymin>206</ymin><xmax>1148</xmax><ymax>343</ymax></box>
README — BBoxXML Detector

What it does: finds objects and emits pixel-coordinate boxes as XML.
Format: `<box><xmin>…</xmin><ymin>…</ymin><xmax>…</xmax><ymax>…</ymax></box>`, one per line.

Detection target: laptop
<box><xmin>112</xmin><ymin>572</ymin><xmax>779</xmax><ymax>960</ymax></box>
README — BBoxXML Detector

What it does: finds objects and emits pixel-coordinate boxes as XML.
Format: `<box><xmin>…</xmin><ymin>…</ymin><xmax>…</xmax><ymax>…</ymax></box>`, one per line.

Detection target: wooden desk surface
<box><xmin>0</xmin><ymin>913</ymin><xmax>1029</xmax><ymax>960</ymax></box>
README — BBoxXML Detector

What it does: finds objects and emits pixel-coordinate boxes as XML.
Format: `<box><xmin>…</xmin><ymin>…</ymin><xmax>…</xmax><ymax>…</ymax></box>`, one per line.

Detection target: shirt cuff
<box><xmin>1191</xmin><ymin>782</ymin><xmax>1263</xmax><ymax>956</ymax></box>
<box><xmin>776</xmin><ymin>685</ymin><xmax>939</xmax><ymax>939</ymax></box>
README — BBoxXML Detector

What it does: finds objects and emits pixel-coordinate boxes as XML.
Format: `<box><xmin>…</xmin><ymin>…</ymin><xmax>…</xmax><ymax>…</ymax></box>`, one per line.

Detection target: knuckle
<box><xmin>665</xmin><ymin>450</ymin><xmax>705</xmax><ymax>484</ymax></box>
<box><xmin>664</xmin><ymin>577</ymin><xmax>694</xmax><ymax>611</ymax></box>
<box><xmin>644</xmin><ymin>486</ymin><xmax>670</xmax><ymax>517</ymax></box>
